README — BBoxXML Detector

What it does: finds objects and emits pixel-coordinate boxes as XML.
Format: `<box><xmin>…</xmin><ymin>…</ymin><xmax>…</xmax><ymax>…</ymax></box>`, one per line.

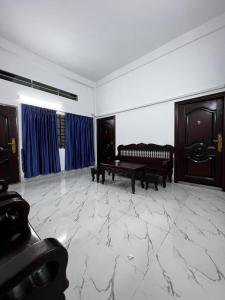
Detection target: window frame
<box><xmin>57</xmin><ymin>114</ymin><xmax>65</xmax><ymax>149</ymax></box>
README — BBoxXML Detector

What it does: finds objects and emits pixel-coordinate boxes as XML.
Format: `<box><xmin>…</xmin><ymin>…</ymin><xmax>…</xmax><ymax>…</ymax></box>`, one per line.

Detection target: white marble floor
<box><xmin>10</xmin><ymin>169</ymin><xmax>225</xmax><ymax>300</ymax></box>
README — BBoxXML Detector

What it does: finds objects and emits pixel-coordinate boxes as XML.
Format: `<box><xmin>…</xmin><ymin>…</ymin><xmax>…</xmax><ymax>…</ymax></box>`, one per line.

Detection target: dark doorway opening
<box><xmin>97</xmin><ymin>116</ymin><xmax>116</xmax><ymax>165</ymax></box>
<box><xmin>175</xmin><ymin>93</ymin><xmax>225</xmax><ymax>190</ymax></box>
<box><xmin>0</xmin><ymin>104</ymin><xmax>20</xmax><ymax>183</ymax></box>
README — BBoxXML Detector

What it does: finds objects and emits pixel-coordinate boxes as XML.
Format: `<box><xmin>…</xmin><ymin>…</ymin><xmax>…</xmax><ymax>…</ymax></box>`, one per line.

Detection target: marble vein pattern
<box><xmin>10</xmin><ymin>169</ymin><xmax>225</xmax><ymax>300</ymax></box>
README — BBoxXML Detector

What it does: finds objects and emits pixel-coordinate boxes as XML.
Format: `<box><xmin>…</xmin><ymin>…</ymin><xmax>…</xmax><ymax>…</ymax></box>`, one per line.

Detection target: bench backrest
<box><xmin>117</xmin><ymin>143</ymin><xmax>174</xmax><ymax>168</ymax></box>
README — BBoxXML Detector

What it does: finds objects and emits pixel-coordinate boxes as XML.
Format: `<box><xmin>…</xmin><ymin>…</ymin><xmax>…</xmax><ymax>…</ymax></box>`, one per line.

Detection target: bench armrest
<box><xmin>162</xmin><ymin>159</ymin><xmax>173</xmax><ymax>167</ymax></box>
<box><xmin>0</xmin><ymin>179</ymin><xmax>8</xmax><ymax>193</ymax></box>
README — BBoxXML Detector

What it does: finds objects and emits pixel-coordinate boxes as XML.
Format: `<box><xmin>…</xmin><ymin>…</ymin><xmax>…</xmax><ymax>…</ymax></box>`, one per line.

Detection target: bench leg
<box><xmin>102</xmin><ymin>169</ymin><xmax>105</xmax><ymax>184</ymax></box>
<box><xmin>141</xmin><ymin>170</ymin><xmax>145</xmax><ymax>188</ymax></box>
<box><xmin>145</xmin><ymin>181</ymin><xmax>148</xmax><ymax>190</ymax></box>
<box><xmin>97</xmin><ymin>171</ymin><xmax>100</xmax><ymax>182</ymax></box>
<box><xmin>168</xmin><ymin>172</ymin><xmax>173</xmax><ymax>183</ymax></box>
<box><xmin>154</xmin><ymin>180</ymin><xmax>158</xmax><ymax>191</ymax></box>
<box><xmin>91</xmin><ymin>169</ymin><xmax>95</xmax><ymax>181</ymax></box>
<box><xmin>131</xmin><ymin>174</ymin><xmax>135</xmax><ymax>194</ymax></box>
<box><xmin>163</xmin><ymin>176</ymin><xmax>166</xmax><ymax>188</ymax></box>
<box><xmin>112</xmin><ymin>173</ymin><xmax>115</xmax><ymax>181</ymax></box>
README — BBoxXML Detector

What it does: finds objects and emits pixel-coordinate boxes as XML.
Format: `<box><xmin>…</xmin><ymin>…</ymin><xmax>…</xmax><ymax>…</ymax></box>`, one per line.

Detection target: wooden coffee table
<box><xmin>100</xmin><ymin>161</ymin><xmax>145</xmax><ymax>194</ymax></box>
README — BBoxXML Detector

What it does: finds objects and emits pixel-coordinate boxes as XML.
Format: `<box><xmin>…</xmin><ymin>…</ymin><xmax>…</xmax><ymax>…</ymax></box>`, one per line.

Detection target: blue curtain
<box><xmin>22</xmin><ymin>104</ymin><xmax>61</xmax><ymax>178</ymax></box>
<box><xmin>65</xmin><ymin>113</ymin><xmax>95</xmax><ymax>170</ymax></box>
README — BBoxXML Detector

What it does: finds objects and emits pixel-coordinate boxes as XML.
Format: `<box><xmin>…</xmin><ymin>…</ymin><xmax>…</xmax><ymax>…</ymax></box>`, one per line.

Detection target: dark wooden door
<box><xmin>175</xmin><ymin>96</ymin><xmax>223</xmax><ymax>187</ymax></box>
<box><xmin>0</xmin><ymin>105</ymin><xmax>20</xmax><ymax>183</ymax></box>
<box><xmin>97</xmin><ymin>116</ymin><xmax>115</xmax><ymax>164</ymax></box>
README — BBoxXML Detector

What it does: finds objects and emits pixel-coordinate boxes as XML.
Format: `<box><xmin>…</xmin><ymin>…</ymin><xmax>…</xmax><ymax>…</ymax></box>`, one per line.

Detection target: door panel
<box><xmin>97</xmin><ymin>116</ymin><xmax>115</xmax><ymax>164</ymax></box>
<box><xmin>0</xmin><ymin>105</ymin><xmax>20</xmax><ymax>183</ymax></box>
<box><xmin>186</xmin><ymin>108</ymin><xmax>215</xmax><ymax>144</ymax></box>
<box><xmin>175</xmin><ymin>97</ymin><xmax>223</xmax><ymax>187</ymax></box>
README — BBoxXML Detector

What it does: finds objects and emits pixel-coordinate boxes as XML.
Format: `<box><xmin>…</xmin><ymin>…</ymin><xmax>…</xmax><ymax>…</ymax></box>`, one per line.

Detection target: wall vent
<box><xmin>0</xmin><ymin>69</ymin><xmax>78</xmax><ymax>101</ymax></box>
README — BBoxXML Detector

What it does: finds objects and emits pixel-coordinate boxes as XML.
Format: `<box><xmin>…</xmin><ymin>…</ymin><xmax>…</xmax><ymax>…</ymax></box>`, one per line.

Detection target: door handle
<box><xmin>8</xmin><ymin>138</ymin><xmax>17</xmax><ymax>154</ymax></box>
<box><xmin>213</xmin><ymin>133</ymin><xmax>222</xmax><ymax>153</ymax></box>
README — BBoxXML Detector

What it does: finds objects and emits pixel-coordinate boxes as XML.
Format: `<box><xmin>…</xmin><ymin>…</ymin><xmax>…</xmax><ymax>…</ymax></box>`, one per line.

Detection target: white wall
<box><xmin>115</xmin><ymin>101</ymin><xmax>174</xmax><ymax>147</ymax></box>
<box><xmin>1</xmin><ymin>13</ymin><xmax>225</xmax><ymax>178</ymax></box>
<box><xmin>96</xmin><ymin>13</ymin><xmax>225</xmax><ymax>151</ymax></box>
<box><xmin>0</xmin><ymin>38</ymin><xmax>96</xmax><ymax>179</ymax></box>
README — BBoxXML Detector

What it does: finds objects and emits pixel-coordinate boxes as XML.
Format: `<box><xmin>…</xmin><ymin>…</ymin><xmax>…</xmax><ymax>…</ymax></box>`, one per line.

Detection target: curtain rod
<box><xmin>56</xmin><ymin>110</ymin><xmax>95</xmax><ymax>118</ymax></box>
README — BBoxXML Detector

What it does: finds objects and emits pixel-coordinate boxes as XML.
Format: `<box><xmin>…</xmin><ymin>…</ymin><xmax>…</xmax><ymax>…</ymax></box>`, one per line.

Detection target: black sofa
<box><xmin>0</xmin><ymin>179</ymin><xmax>69</xmax><ymax>300</ymax></box>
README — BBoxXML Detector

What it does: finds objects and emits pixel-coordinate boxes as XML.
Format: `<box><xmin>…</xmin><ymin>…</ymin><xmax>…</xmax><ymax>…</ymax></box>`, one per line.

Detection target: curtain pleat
<box><xmin>65</xmin><ymin>113</ymin><xmax>95</xmax><ymax>170</ymax></box>
<box><xmin>22</xmin><ymin>104</ymin><xmax>61</xmax><ymax>178</ymax></box>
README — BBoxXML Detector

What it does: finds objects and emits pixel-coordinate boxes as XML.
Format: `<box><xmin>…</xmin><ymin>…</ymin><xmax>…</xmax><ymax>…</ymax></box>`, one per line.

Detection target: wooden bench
<box><xmin>117</xmin><ymin>143</ymin><xmax>174</xmax><ymax>187</ymax></box>
<box><xmin>0</xmin><ymin>179</ymin><xmax>69</xmax><ymax>300</ymax></box>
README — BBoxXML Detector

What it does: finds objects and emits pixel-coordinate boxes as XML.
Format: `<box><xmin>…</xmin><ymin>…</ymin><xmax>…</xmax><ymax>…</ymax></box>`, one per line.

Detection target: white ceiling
<box><xmin>0</xmin><ymin>0</ymin><xmax>225</xmax><ymax>81</ymax></box>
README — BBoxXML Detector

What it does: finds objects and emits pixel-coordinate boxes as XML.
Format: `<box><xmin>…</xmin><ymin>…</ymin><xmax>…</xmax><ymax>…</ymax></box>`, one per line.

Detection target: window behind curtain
<box><xmin>57</xmin><ymin>114</ymin><xmax>65</xmax><ymax>148</ymax></box>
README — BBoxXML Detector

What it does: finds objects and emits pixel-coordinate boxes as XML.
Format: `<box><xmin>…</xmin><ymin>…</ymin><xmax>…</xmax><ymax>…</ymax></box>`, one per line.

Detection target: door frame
<box><xmin>174</xmin><ymin>92</ymin><xmax>225</xmax><ymax>191</ymax></box>
<box><xmin>97</xmin><ymin>115</ymin><xmax>116</xmax><ymax>165</ymax></box>
<box><xmin>0</xmin><ymin>102</ymin><xmax>21</xmax><ymax>183</ymax></box>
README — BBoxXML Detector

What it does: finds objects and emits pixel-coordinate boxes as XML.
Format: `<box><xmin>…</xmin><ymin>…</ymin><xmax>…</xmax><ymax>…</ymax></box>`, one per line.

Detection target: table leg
<box><xmin>102</xmin><ymin>168</ymin><xmax>105</xmax><ymax>184</ymax></box>
<box><xmin>131</xmin><ymin>174</ymin><xmax>135</xmax><ymax>194</ymax></box>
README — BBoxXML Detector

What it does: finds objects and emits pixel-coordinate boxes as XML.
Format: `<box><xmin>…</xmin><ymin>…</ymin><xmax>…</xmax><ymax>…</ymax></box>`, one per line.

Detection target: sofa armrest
<box><xmin>0</xmin><ymin>191</ymin><xmax>22</xmax><ymax>201</ymax></box>
<box><xmin>0</xmin><ymin>198</ymin><xmax>30</xmax><ymax>243</ymax></box>
<box><xmin>0</xmin><ymin>238</ymin><xmax>69</xmax><ymax>298</ymax></box>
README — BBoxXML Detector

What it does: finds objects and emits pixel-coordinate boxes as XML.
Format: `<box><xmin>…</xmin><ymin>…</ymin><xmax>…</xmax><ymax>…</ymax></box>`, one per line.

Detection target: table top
<box><xmin>100</xmin><ymin>161</ymin><xmax>145</xmax><ymax>171</ymax></box>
